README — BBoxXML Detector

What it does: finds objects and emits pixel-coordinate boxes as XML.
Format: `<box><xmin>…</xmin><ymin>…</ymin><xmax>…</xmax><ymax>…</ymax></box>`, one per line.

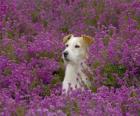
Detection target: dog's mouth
<box><xmin>64</xmin><ymin>57</ymin><xmax>70</xmax><ymax>62</ymax></box>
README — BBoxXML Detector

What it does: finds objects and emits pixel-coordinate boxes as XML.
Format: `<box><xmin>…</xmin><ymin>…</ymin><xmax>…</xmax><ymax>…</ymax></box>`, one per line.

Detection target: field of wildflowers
<box><xmin>0</xmin><ymin>0</ymin><xmax>140</xmax><ymax>115</ymax></box>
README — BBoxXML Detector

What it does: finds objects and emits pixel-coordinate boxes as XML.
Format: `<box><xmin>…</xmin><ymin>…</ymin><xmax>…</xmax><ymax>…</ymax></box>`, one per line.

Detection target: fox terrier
<box><xmin>62</xmin><ymin>34</ymin><xmax>93</xmax><ymax>93</ymax></box>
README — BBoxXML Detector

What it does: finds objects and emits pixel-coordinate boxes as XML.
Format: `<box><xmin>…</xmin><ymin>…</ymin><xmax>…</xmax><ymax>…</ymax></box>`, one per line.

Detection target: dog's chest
<box><xmin>62</xmin><ymin>63</ymin><xmax>89</xmax><ymax>92</ymax></box>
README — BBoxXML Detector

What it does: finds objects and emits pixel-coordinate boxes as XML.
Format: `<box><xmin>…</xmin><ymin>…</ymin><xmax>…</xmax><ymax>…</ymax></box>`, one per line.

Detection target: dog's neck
<box><xmin>64</xmin><ymin>60</ymin><xmax>85</xmax><ymax>81</ymax></box>
<box><xmin>65</xmin><ymin>63</ymin><xmax>79</xmax><ymax>78</ymax></box>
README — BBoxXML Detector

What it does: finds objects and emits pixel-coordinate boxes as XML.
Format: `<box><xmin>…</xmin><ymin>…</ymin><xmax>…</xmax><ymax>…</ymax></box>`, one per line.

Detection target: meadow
<box><xmin>0</xmin><ymin>0</ymin><xmax>140</xmax><ymax>115</ymax></box>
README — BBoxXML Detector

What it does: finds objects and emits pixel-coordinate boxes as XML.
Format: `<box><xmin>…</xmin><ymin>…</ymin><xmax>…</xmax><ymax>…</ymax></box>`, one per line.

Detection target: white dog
<box><xmin>62</xmin><ymin>34</ymin><xmax>93</xmax><ymax>93</ymax></box>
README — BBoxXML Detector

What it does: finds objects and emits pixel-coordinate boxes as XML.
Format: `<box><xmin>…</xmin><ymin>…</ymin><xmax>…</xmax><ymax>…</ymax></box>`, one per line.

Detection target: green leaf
<box><xmin>43</xmin><ymin>20</ymin><xmax>48</xmax><ymax>27</ymax></box>
<box><xmin>31</xmin><ymin>11</ymin><xmax>39</xmax><ymax>23</ymax></box>
<box><xmin>104</xmin><ymin>74</ymin><xmax>116</xmax><ymax>86</ymax></box>
<box><xmin>2</xmin><ymin>67</ymin><xmax>12</xmax><ymax>76</ymax></box>
<box><xmin>16</xmin><ymin>106</ymin><xmax>26</xmax><ymax>116</ymax></box>
<box><xmin>7</xmin><ymin>31</ymin><xmax>15</xmax><ymax>39</ymax></box>
<box><xmin>61</xmin><ymin>26</ymin><xmax>69</xmax><ymax>33</ymax></box>
<box><xmin>93</xmin><ymin>61</ymin><xmax>100</xmax><ymax>69</ymax></box>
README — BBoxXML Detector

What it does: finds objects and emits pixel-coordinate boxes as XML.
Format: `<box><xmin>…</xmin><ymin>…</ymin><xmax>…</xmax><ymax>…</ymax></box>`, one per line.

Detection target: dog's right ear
<box><xmin>63</xmin><ymin>34</ymin><xmax>73</xmax><ymax>43</ymax></box>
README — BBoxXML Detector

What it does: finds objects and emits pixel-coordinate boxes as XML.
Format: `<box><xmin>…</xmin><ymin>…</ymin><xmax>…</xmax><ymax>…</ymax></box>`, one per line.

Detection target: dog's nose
<box><xmin>63</xmin><ymin>51</ymin><xmax>68</xmax><ymax>57</ymax></box>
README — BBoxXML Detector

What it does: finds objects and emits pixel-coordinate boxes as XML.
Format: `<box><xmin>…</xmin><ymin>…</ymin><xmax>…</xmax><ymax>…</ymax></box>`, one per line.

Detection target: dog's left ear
<box><xmin>82</xmin><ymin>35</ymin><xmax>94</xmax><ymax>46</ymax></box>
<box><xmin>63</xmin><ymin>34</ymin><xmax>73</xmax><ymax>43</ymax></box>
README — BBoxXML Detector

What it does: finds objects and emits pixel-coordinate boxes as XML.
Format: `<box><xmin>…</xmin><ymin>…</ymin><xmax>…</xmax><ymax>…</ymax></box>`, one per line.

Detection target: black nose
<box><xmin>63</xmin><ymin>51</ymin><xmax>68</xmax><ymax>57</ymax></box>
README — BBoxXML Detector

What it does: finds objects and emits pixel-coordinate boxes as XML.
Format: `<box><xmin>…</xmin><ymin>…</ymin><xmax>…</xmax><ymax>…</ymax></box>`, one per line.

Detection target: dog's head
<box><xmin>62</xmin><ymin>34</ymin><xmax>94</xmax><ymax>64</ymax></box>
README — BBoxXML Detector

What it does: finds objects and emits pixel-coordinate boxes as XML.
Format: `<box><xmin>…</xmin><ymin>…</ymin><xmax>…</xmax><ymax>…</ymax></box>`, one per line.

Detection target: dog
<box><xmin>62</xmin><ymin>34</ymin><xmax>93</xmax><ymax>93</ymax></box>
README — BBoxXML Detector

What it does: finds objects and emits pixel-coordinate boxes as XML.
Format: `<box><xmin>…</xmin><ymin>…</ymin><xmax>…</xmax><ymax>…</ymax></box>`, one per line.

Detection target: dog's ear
<box><xmin>63</xmin><ymin>34</ymin><xmax>73</xmax><ymax>43</ymax></box>
<box><xmin>82</xmin><ymin>35</ymin><xmax>94</xmax><ymax>46</ymax></box>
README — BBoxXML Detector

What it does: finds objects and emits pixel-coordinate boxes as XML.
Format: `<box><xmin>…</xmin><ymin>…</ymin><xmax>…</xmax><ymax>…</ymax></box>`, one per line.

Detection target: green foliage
<box><xmin>91</xmin><ymin>86</ymin><xmax>97</xmax><ymax>92</ymax></box>
<box><xmin>130</xmin><ymin>91</ymin><xmax>137</xmax><ymax>97</ymax></box>
<box><xmin>61</xmin><ymin>26</ymin><xmax>69</xmax><ymax>33</ymax></box>
<box><xmin>31</xmin><ymin>11</ymin><xmax>39</xmax><ymax>23</ymax></box>
<box><xmin>3</xmin><ymin>44</ymin><xmax>18</xmax><ymax>61</ymax></box>
<box><xmin>103</xmin><ymin>36</ymin><xmax>111</xmax><ymax>46</ymax></box>
<box><xmin>93</xmin><ymin>0</ymin><xmax>105</xmax><ymax>14</ymax></box>
<box><xmin>42</xmin><ymin>20</ymin><xmax>48</xmax><ymax>27</ymax></box>
<box><xmin>93</xmin><ymin>60</ymin><xmax>100</xmax><ymax>69</ymax></box>
<box><xmin>2</xmin><ymin>67</ymin><xmax>12</xmax><ymax>76</ymax></box>
<box><xmin>30</xmin><ymin>78</ymin><xmax>41</xmax><ymax>90</ymax></box>
<box><xmin>36</xmin><ymin>52</ymin><xmax>55</xmax><ymax>59</ymax></box>
<box><xmin>51</xmin><ymin>69</ymin><xmax>64</xmax><ymax>85</ymax></box>
<box><xmin>62</xmin><ymin>99</ymin><xmax>80</xmax><ymax>116</ymax></box>
<box><xmin>103</xmin><ymin>64</ymin><xmax>126</xmax><ymax>76</ymax></box>
<box><xmin>0</xmin><ymin>33</ymin><xmax>2</xmax><ymax>39</ymax></box>
<box><xmin>103</xmin><ymin>64</ymin><xmax>126</xmax><ymax>87</ymax></box>
<box><xmin>16</xmin><ymin>106</ymin><xmax>26</xmax><ymax>116</ymax></box>
<box><xmin>7</xmin><ymin>31</ymin><xmax>15</xmax><ymax>39</ymax></box>
<box><xmin>85</xmin><ymin>17</ymin><xmax>99</xmax><ymax>26</ymax></box>
<box><xmin>43</xmin><ymin>85</ymin><xmax>51</xmax><ymax>96</ymax></box>
<box><xmin>104</xmin><ymin>74</ymin><xmax>117</xmax><ymax>86</ymax></box>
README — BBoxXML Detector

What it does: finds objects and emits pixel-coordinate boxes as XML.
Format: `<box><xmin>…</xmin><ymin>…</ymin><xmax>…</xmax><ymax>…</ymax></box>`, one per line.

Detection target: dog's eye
<box><xmin>75</xmin><ymin>45</ymin><xmax>80</xmax><ymax>48</ymax></box>
<box><xmin>65</xmin><ymin>44</ymin><xmax>69</xmax><ymax>47</ymax></box>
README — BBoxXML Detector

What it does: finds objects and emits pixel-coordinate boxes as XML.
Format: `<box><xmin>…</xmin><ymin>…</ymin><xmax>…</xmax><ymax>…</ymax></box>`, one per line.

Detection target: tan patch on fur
<box><xmin>63</xmin><ymin>34</ymin><xmax>73</xmax><ymax>43</ymax></box>
<box><xmin>81</xmin><ymin>35</ymin><xmax>94</xmax><ymax>46</ymax></box>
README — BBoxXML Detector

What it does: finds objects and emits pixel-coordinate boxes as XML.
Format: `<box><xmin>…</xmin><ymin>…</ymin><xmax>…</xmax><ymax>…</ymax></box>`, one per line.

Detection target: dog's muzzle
<box><xmin>63</xmin><ymin>51</ymin><xmax>69</xmax><ymax>61</ymax></box>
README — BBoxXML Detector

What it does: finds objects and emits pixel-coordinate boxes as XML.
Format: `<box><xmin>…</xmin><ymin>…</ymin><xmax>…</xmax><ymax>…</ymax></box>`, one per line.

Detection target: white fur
<box><xmin>62</xmin><ymin>35</ymin><xmax>91</xmax><ymax>93</ymax></box>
